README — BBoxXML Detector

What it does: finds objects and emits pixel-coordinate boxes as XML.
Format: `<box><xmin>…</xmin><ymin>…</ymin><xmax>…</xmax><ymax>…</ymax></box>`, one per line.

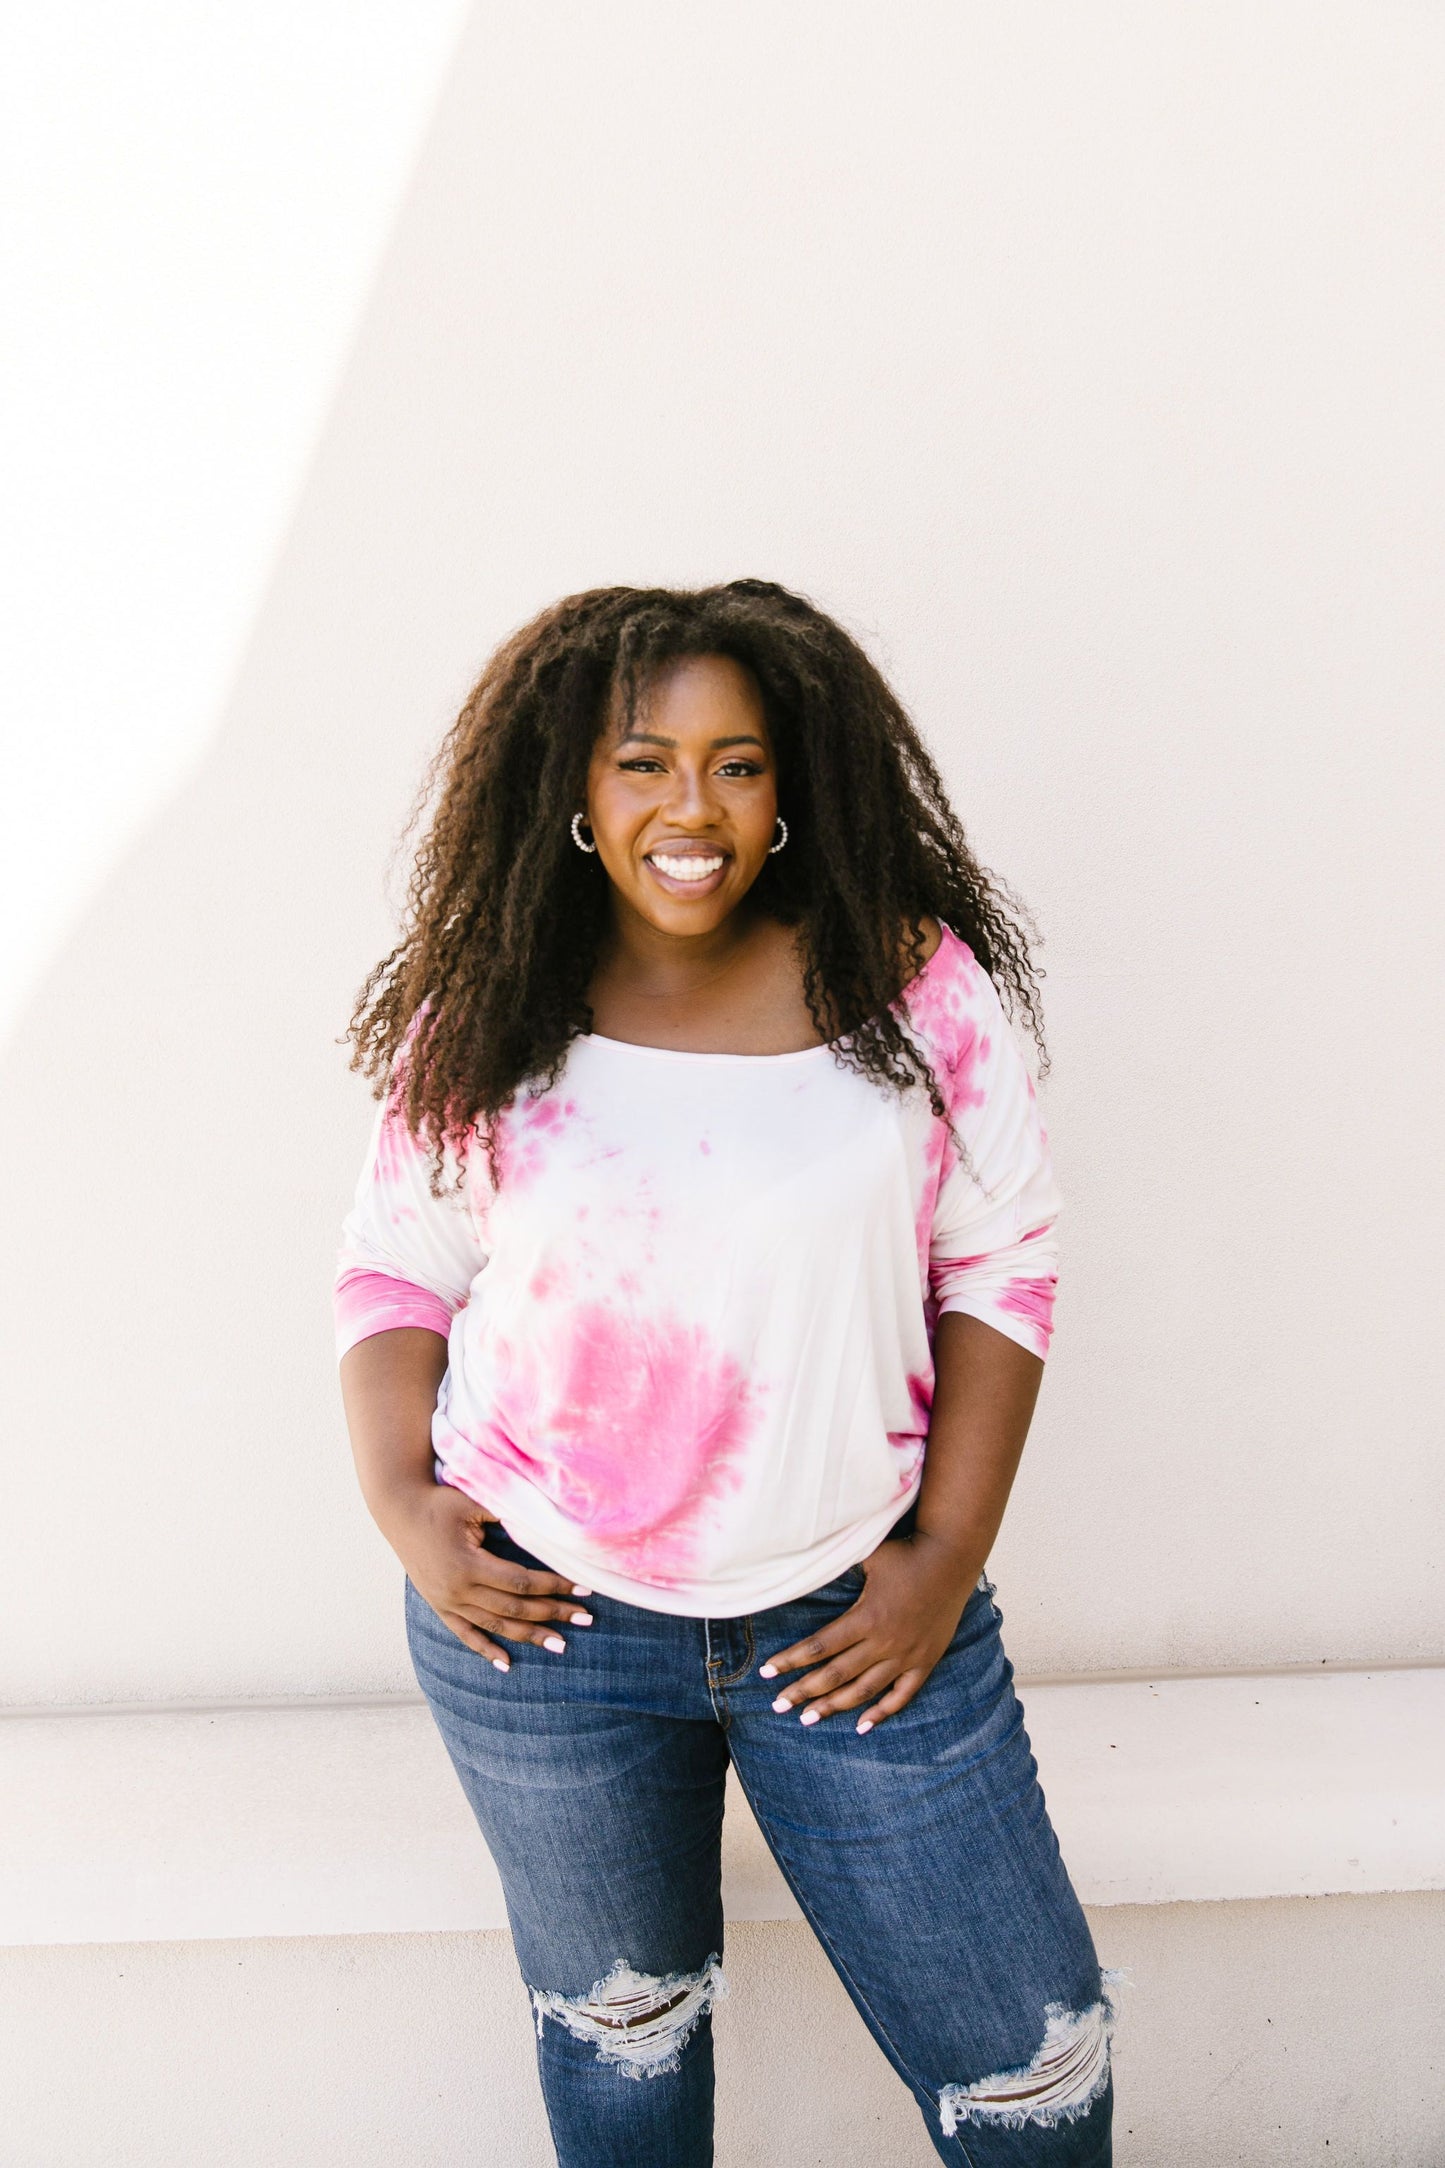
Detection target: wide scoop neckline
<box><xmin>578</xmin><ymin>921</ymin><xmax>955</xmax><ymax>1062</ymax></box>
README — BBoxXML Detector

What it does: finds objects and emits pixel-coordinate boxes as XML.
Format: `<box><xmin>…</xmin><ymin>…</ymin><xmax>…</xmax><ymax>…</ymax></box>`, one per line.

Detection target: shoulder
<box><xmin>891</xmin><ymin>913</ymin><xmax>944</xmax><ymax>986</ymax></box>
<box><xmin>910</xmin><ymin>914</ymin><xmax>944</xmax><ymax>967</ymax></box>
<box><xmin>897</xmin><ymin>913</ymin><xmax>985</xmax><ymax>998</ymax></box>
<box><xmin>893</xmin><ymin>914</ymin><xmax>1004</xmax><ymax>1070</ymax></box>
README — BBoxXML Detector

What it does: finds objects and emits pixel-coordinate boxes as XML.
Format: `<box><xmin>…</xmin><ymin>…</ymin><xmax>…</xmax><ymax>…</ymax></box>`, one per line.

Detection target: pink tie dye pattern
<box><xmin>335</xmin><ymin>920</ymin><xmax>1062</xmax><ymax>1615</ymax></box>
<box><xmin>491</xmin><ymin>1092</ymin><xmax>584</xmax><ymax>1192</ymax></box>
<box><xmin>994</xmin><ymin>1275</ymin><xmax>1059</xmax><ymax>1359</ymax></box>
<box><xmin>444</xmin><ymin>1300</ymin><xmax>770</xmax><ymax>1585</ymax></box>
<box><xmin>333</xmin><ymin>1265</ymin><xmax>457</xmax><ymax>1346</ymax></box>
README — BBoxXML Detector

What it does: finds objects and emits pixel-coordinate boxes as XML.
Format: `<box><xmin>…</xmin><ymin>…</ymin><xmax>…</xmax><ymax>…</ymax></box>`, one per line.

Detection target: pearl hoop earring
<box><xmin>573</xmin><ymin>811</ymin><xmax>787</xmax><ymax>856</ymax></box>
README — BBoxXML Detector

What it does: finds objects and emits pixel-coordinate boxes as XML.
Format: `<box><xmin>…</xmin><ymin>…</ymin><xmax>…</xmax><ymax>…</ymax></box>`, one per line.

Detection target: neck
<box><xmin>598</xmin><ymin>896</ymin><xmax>767</xmax><ymax>998</ymax></box>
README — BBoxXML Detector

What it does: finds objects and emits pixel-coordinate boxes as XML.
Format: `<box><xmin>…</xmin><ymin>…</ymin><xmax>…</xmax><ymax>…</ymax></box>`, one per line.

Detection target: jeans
<box><xmin>405</xmin><ymin>1526</ymin><xmax>1113</xmax><ymax>2168</ymax></box>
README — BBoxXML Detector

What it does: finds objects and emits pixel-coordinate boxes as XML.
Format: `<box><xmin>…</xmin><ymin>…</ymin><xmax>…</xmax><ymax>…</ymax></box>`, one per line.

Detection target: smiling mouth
<box><xmin>644</xmin><ymin>849</ymin><xmax>730</xmax><ymax>893</ymax></box>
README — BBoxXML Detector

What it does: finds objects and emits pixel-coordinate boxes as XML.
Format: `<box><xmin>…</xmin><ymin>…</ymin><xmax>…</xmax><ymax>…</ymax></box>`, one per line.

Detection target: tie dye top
<box><xmin>333</xmin><ymin>920</ymin><xmax>1060</xmax><ymax>1616</ymax></box>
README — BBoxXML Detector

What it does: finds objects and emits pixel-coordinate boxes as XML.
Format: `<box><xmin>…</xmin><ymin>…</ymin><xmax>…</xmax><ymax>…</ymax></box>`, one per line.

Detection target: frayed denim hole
<box><xmin>938</xmin><ymin>1977</ymin><xmax>1120</xmax><ymax>2137</ymax></box>
<box><xmin>529</xmin><ymin>1956</ymin><xmax>728</xmax><ymax>2082</ymax></box>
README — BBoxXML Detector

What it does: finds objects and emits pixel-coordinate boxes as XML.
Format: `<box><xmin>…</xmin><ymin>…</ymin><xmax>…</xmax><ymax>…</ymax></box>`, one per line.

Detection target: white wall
<box><xmin>4</xmin><ymin>10</ymin><xmax>1442</xmax><ymax>2161</ymax></box>
<box><xmin>0</xmin><ymin>1</ymin><xmax>470</xmax><ymax>1036</ymax></box>
<box><xmin>3</xmin><ymin>1</ymin><xmax>1439</xmax><ymax>1707</ymax></box>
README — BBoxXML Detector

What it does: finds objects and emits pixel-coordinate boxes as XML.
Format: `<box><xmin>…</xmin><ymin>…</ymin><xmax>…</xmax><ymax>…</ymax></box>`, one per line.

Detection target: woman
<box><xmin>334</xmin><ymin>580</ymin><xmax>1114</xmax><ymax>2166</ymax></box>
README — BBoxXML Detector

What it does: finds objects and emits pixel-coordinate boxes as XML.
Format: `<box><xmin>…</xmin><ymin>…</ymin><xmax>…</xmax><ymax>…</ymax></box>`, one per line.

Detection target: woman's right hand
<box><xmin>382</xmin><ymin>1478</ymin><xmax>594</xmax><ymax>1672</ymax></box>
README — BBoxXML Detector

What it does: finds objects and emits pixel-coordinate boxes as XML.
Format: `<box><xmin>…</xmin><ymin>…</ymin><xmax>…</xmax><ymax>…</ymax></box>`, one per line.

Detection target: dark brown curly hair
<box><xmin>343</xmin><ymin>578</ymin><xmax>1046</xmax><ymax>1196</ymax></box>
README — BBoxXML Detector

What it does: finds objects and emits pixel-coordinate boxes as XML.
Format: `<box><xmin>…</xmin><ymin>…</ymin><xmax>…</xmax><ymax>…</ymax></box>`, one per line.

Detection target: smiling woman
<box><xmin>576</xmin><ymin>654</ymin><xmax>831</xmax><ymax>1054</ymax></box>
<box><xmin>591</xmin><ymin>652</ymin><xmax>773</xmax><ymax>904</ymax></box>
<box><xmin>333</xmin><ymin>579</ymin><xmax>1110</xmax><ymax>2166</ymax></box>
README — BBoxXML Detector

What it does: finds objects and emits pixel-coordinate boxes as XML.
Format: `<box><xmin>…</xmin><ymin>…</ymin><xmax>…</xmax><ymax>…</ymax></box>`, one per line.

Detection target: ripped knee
<box><xmin>529</xmin><ymin>1956</ymin><xmax>727</xmax><ymax>2080</ymax></box>
<box><xmin>939</xmin><ymin>1973</ymin><xmax>1124</xmax><ymax>2137</ymax></box>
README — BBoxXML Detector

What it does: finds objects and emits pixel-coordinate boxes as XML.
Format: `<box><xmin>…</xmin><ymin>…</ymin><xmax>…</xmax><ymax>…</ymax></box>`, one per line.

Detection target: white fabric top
<box><xmin>334</xmin><ymin>921</ymin><xmax>1061</xmax><ymax>1616</ymax></box>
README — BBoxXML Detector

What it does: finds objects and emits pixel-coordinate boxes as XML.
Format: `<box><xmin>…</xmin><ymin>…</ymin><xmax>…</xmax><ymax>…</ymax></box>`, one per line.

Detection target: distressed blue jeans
<box><xmin>405</xmin><ymin>1525</ymin><xmax>1113</xmax><ymax>2168</ymax></box>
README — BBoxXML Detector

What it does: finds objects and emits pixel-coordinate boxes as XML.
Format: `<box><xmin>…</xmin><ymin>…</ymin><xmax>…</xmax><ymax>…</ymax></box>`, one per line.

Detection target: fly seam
<box><xmin>711</xmin><ymin>1618</ymin><xmax>755</xmax><ymax>1686</ymax></box>
<box><xmin>703</xmin><ymin>1621</ymin><xmax>732</xmax><ymax>1726</ymax></box>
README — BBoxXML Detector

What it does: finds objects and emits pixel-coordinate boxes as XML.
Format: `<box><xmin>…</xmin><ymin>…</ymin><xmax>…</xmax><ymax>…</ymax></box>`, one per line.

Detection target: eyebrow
<box><xmin>616</xmin><ymin>732</ymin><xmax>766</xmax><ymax>750</ymax></box>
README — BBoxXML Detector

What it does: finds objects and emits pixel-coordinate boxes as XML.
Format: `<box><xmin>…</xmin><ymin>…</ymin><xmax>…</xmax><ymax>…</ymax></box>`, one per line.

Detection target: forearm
<box><xmin>338</xmin><ymin>1326</ymin><xmax>450</xmax><ymax>1537</ymax></box>
<box><xmin>762</xmin><ymin>1310</ymin><xmax>1047</xmax><ymax>1726</ymax></box>
<box><xmin>911</xmin><ymin>1309</ymin><xmax>1045</xmax><ymax>1570</ymax></box>
<box><xmin>337</xmin><ymin>1325</ymin><xmax>584</xmax><ymax>1666</ymax></box>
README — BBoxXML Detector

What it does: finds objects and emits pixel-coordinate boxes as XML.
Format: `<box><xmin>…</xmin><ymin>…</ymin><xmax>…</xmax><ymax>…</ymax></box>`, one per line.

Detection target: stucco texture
<box><xmin>2</xmin><ymin>1899</ymin><xmax>1442</xmax><ymax>2165</ymax></box>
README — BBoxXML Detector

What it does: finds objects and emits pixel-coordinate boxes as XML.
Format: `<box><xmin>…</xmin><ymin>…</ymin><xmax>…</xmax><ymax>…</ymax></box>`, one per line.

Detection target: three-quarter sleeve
<box><xmin>926</xmin><ymin>970</ymin><xmax>1061</xmax><ymax>1361</ymax></box>
<box><xmin>333</xmin><ymin>1072</ymin><xmax>487</xmax><ymax>1362</ymax></box>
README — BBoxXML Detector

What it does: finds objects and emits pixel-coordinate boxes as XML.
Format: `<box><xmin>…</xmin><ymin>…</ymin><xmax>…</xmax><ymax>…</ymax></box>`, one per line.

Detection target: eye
<box><xmin>617</xmin><ymin>757</ymin><xmax>764</xmax><ymax>776</ymax></box>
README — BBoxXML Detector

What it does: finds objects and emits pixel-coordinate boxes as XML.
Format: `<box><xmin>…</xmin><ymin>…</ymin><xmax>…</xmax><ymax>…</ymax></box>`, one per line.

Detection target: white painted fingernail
<box><xmin>758</xmin><ymin>1663</ymin><xmax>778</xmax><ymax>1679</ymax></box>
<box><xmin>771</xmin><ymin>1694</ymin><xmax>792</xmax><ymax>1713</ymax></box>
<box><xmin>492</xmin><ymin>1658</ymin><xmax>510</xmax><ymax>1673</ymax></box>
<box><xmin>543</xmin><ymin>1635</ymin><xmax>566</xmax><ymax>1653</ymax></box>
<box><xmin>856</xmin><ymin>1718</ymin><xmax>873</xmax><ymax>1734</ymax></box>
<box><xmin>572</xmin><ymin>1586</ymin><xmax>593</xmax><ymax>1597</ymax></box>
<box><xmin>570</xmin><ymin>1611</ymin><xmax>593</xmax><ymax>1625</ymax></box>
<box><xmin>800</xmin><ymin>1709</ymin><xmax>821</xmax><ymax>1727</ymax></box>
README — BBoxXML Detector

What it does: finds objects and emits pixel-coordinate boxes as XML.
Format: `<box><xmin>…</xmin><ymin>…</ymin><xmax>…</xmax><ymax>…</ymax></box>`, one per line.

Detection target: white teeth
<box><xmin>649</xmin><ymin>853</ymin><xmax>724</xmax><ymax>881</ymax></box>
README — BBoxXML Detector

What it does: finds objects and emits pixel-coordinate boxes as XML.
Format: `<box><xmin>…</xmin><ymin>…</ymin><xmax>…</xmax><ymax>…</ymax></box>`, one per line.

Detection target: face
<box><xmin>581</xmin><ymin>653</ymin><xmax>779</xmax><ymax>935</ymax></box>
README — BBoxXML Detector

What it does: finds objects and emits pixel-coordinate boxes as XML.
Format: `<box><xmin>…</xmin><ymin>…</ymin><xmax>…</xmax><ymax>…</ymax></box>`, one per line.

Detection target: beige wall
<box><xmin>4</xmin><ymin>10</ymin><xmax>1443</xmax><ymax>2162</ymax></box>
<box><xmin>3</xmin><ymin>2</ymin><xmax>1440</xmax><ymax>1706</ymax></box>
<box><xmin>4</xmin><ymin>1898</ymin><xmax>1444</xmax><ymax>2166</ymax></box>
<box><xmin>0</xmin><ymin>2</ymin><xmax>471</xmax><ymax>1034</ymax></box>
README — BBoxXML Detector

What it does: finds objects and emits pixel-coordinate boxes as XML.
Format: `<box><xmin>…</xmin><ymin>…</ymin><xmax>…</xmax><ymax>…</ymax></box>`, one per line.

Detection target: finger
<box><xmin>440</xmin><ymin>1611</ymin><xmax>513</xmax><ymax>1673</ymax></box>
<box><xmin>793</xmin><ymin>1660</ymin><xmax>900</xmax><ymax>1725</ymax></box>
<box><xmin>758</xmin><ymin>1619</ymin><xmax>864</xmax><ymax>1682</ymax></box>
<box><xmin>464</xmin><ymin>1581</ymin><xmax>595</xmax><ymax>1626</ymax></box>
<box><xmin>473</xmin><ymin>1554</ymin><xmax>594</xmax><ymax>1603</ymax></box>
<box><xmin>766</xmin><ymin>1646</ymin><xmax>878</xmax><ymax>1712</ymax></box>
<box><xmin>855</xmin><ymin>1669</ymin><xmax>929</xmax><ymax>1734</ymax></box>
<box><xmin>460</xmin><ymin>1607</ymin><xmax>576</xmax><ymax>1656</ymax></box>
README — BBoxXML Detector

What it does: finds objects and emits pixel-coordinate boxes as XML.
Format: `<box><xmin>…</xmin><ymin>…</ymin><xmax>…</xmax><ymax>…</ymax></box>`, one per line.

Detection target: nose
<box><xmin>661</xmin><ymin>761</ymin><xmax>723</xmax><ymax>825</ymax></box>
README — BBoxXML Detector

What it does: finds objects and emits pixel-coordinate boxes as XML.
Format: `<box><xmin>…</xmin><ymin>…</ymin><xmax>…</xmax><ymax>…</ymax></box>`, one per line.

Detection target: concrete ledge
<box><xmin>2</xmin><ymin>1666</ymin><xmax>1441</xmax><ymax>1947</ymax></box>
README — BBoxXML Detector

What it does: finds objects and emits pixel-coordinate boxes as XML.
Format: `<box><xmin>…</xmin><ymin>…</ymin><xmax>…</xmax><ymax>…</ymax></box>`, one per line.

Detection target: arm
<box><xmin>758</xmin><ymin>1314</ymin><xmax>1043</xmax><ymax>1731</ymax></box>
<box><xmin>340</xmin><ymin>1323</ymin><xmax>450</xmax><ymax>1520</ymax></box>
<box><xmin>339</xmin><ymin>1325</ymin><xmax>593</xmax><ymax>1670</ymax></box>
<box><xmin>913</xmin><ymin>1309</ymin><xmax>1043</xmax><ymax>1584</ymax></box>
<box><xmin>761</xmin><ymin>964</ymin><xmax>1059</xmax><ymax>1730</ymax></box>
<box><xmin>334</xmin><ymin>1071</ymin><xmax>592</xmax><ymax>1668</ymax></box>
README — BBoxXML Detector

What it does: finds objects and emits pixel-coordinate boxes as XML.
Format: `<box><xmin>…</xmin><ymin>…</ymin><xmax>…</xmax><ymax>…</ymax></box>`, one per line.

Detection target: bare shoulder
<box><xmin>912</xmin><ymin>914</ymin><xmax>943</xmax><ymax>965</ymax></box>
<box><xmin>861</xmin><ymin>913</ymin><xmax>943</xmax><ymax>1013</ymax></box>
<box><xmin>895</xmin><ymin>913</ymin><xmax>943</xmax><ymax>977</ymax></box>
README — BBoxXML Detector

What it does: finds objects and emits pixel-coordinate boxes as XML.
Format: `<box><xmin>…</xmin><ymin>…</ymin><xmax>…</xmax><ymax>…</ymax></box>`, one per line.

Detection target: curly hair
<box><xmin>343</xmin><ymin>578</ymin><xmax>1046</xmax><ymax>1196</ymax></box>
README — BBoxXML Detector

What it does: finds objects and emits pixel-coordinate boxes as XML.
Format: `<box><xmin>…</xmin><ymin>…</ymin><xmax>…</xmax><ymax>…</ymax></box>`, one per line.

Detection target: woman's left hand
<box><xmin>758</xmin><ymin>1528</ymin><xmax>983</xmax><ymax>1732</ymax></box>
